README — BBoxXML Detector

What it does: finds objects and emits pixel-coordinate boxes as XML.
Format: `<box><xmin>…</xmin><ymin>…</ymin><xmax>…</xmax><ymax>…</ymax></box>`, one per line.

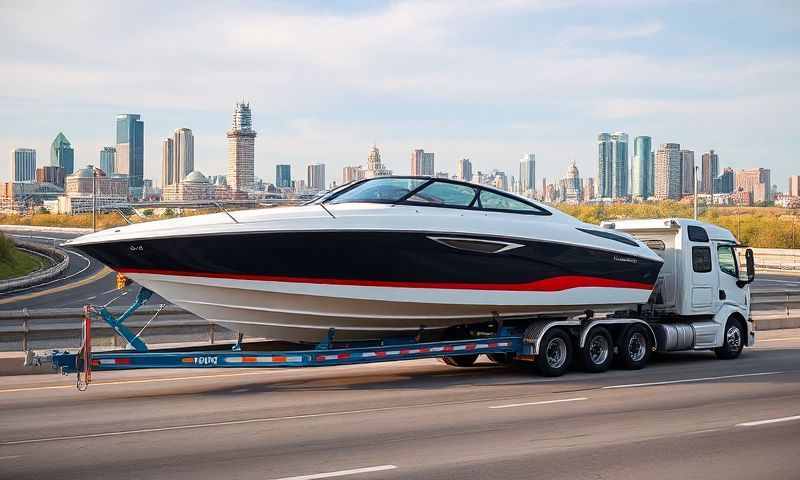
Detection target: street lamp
<box><xmin>92</xmin><ymin>166</ymin><xmax>97</xmax><ymax>232</ymax></box>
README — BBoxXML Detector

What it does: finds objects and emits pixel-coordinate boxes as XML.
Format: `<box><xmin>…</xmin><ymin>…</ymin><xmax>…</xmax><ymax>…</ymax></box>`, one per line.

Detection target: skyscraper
<box><xmin>790</xmin><ymin>175</ymin><xmax>800</xmax><ymax>197</ymax></box>
<box><xmin>115</xmin><ymin>114</ymin><xmax>144</xmax><ymax>193</ymax></box>
<box><xmin>173</xmin><ymin>128</ymin><xmax>194</xmax><ymax>182</ymax></box>
<box><xmin>715</xmin><ymin>168</ymin><xmax>735</xmax><ymax>194</ymax></box>
<box><xmin>611</xmin><ymin>132</ymin><xmax>629</xmax><ymax>198</ymax></box>
<box><xmin>457</xmin><ymin>158</ymin><xmax>473</xmax><ymax>183</ymax></box>
<box><xmin>631</xmin><ymin>136</ymin><xmax>653</xmax><ymax>198</ymax></box>
<box><xmin>227</xmin><ymin>103</ymin><xmax>256</xmax><ymax>192</ymax></box>
<box><xmin>99</xmin><ymin>146</ymin><xmax>116</xmax><ymax>175</ymax></box>
<box><xmin>161</xmin><ymin>138</ymin><xmax>174</xmax><ymax>187</ymax></box>
<box><xmin>519</xmin><ymin>154</ymin><xmax>535</xmax><ymax>195</ymax></box>
<box><xmin>11</xmin><ymin>148</ymin><xmax>36</xmax><ymax>182</ymax></box>
<box><xmin>307</xmin><ymin>163</ymin><xmax>325</xmax><ymax>191</ymax></box>
<box><xmin>597</xmin><ymin>133</ymin><xmax>613</xmax><ymax>198</ymax></box>
<box><xmin>654</xmin><ymin>143</ymin><xmax>681</xmax><ymax>200</ymax></box>
<box><xmin>736</xmin><ymin>168</ymin><xmax>771</xmax><ymax>204</ymax></box>
<box><xmin>50</xmin><ymin>132</ymin><xmax>74</xmax><ymax>175</ymax></box>
<box><xmin>680</xmin><ymin>149</ymin><xmax>695</xmax><ymax>195</ymax></box>
<box><xmin>410</xmin><ymin>149</ymin><xmax>434</xmax><ymax>176</ymax></box>
<box><xmin>342</xmin><ymin>165</ymin><xmax>365</xmax><ymax>184</ymax></box>
<box><xmin>365</xmin><ymin>145</ymin><xmax>391</xmax><ymax>178</ymax></box>
<box><xmin>276</xmin><ymin>164</ymin><xmax>291</xmax><ymax>188</ymax></box>
<box><xmin>701</xmin><ymin>150</ymin><xmax>719</xmax><ymax>194</ymax></box>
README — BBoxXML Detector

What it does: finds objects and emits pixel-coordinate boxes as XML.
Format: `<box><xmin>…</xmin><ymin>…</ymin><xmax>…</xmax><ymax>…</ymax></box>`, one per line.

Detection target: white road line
<box><xmin>269</xmin><ymin>465</ymin><xmax>397</xmax><ymax>480</ymax></box>
<box><xmin>0</xmin><ymin>455</ymin><xmax>22</xmax><ymax>461</ymax></box>
<box><xmin>489</xmin><ymin>397</ymin><xmax>588</xmax><ymax>409</ymax></box>
<box><xmin>758</xmin><ymin>337</ymin><xmax>800</xmax><ymax>342</ymax></box>
<box><xmin>602</xmin><ymin>371</ymin><xmax>783</xmax><ymax>389</ymax></box>
<box><xmin>736</xmin><ymin>415</ymin><xmax>800</xmax><ymax>427</ymax></box>
<box><xmin>0</xmin><ymin>246</ymin><xmax>93</xmax><ymax>294</ymax></box>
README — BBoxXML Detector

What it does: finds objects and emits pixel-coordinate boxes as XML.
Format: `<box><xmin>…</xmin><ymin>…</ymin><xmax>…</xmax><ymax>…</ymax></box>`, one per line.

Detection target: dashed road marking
<box><xmin>269</xmin><ymin>465</ymin><xmax>398</xmax><ymax>480</ymax></box>
<box><xmin>737</xmin><ymin>415</ymin><xmax>800</xmax><ymax>427</ymax></box>
<box><xmin>602</xmin><ymin>371</ymin><xmax>783</xmax><ymax>389</ymax></box>
<box><xmin>489</xmin><ymin>397</ymin><xmax>588</xmax><ymax>409</ymax></box>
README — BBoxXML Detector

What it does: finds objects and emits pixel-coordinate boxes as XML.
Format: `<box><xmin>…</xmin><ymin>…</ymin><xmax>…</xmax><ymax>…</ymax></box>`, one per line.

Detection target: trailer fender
<box><xmin>578</xmin><ymin>319</ymin><xmax>658</xmax><ymax>352</ymax></box>
<box><xmin>522</xmin><ymin>319</ymin><xmax>581</xmax><ymax>356</ymax></box>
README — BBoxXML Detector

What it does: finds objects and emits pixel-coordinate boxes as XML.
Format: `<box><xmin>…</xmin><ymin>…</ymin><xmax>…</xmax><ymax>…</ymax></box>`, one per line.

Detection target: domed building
<box><xmin>163</xmin><ymin>170</ymin><xmax>215</xmax><ymax>201</ymax></box>
<box><xmin>561</xmin><ymin>161</ymin><xmax>583</xmax><ymax>204</ymax></box>
<box><xmin>364</xmin><ymin>144</ymin><xmax>392</xmax><ymax>178</ymax></box>
<box><xmin>55</xmin><ymin>165</ymin><xmax>129</xmax><ymax>213</ymax></box>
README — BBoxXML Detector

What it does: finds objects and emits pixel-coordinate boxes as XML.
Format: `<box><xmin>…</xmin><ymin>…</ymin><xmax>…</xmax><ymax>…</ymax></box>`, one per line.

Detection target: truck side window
<box><xmin>687</xmin><ymin>226</ymin><xmax>709</xmax><ymax>242</ymax></box>
<box><xmin>692</xmin><ymin>246</ymin><xmax>712</xmax><ymax>273</ymax></box>
<box><xmin>717</xmin><ymin>245</ymin><xmax>738</xmax><ymax>278</ymax></box>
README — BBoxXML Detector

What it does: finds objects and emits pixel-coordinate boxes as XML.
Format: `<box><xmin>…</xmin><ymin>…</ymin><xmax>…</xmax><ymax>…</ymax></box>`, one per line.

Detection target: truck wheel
<box><xmin>617</xmin><ymin>324</ymin><xmax>652</xmax><ymax>370</ymax></box>
<box><xmin>535</xmin><ymin>328</ymin><xmax>573</xmax><ymax>377</ymax></box>
<box><xmin>487</xmin><ymin>353</ymin><xmax>515</xmax><ymax>364</ymax></box>
<box><xmin>441</xmin><ymin>354</ymin><xmax>479</xmax><ymax>367</ymax></box>
<box><xmin>714</xmin><ymin>317</ymin><xmax>744</xmax><ymax>360</ymax></box>
<box><xmin>580</xmin><ymin>326</ymin><xmax>613</xmax><ymax>373</ymax></box>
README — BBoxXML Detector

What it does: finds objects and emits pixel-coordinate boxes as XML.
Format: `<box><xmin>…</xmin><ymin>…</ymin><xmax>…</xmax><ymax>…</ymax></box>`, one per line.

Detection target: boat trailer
<box><xmin>25</xmin><ymin>287</ymin><xmax>526</xmax><ymax>390</ymax></box>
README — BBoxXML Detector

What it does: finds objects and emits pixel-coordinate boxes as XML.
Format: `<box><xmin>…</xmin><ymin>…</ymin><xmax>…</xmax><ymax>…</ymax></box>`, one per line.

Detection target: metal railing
<box><xmin>752</xmin><ymin>248</ymin><xmax>800</xmax><ymax>272</ymax></box>
<box><xmin>0</xmin><ymin>240</ymin><xmax>70</xmax><ymax>292</ymax></box>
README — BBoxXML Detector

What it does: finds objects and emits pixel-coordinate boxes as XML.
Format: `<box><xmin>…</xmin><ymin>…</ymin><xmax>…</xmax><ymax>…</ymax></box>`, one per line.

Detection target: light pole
<box><xmin>693</xmin><ymin>165</ymin><xmax>699</xmax><ymax>220</ymax></box>
<box><xmin>92</xmin><ymin>166</ymin><xmax>97</xmax><ymax>232</ymax></box>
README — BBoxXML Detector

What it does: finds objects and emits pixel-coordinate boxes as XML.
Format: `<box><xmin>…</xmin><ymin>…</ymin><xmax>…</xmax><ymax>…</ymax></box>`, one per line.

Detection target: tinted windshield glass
<box><xmin>327</xmin><ymin>178</ymin><xmax>428</xmax><ymax>204</ymax></box>
<box><xmin>405</xmin><ymin>182</ymin><xmax>477</xmax><ymax>206</ymax></box>
<box><xmin>479</xmin><ymin>190</ymin><xmax>540</xmax><ymax>212</ymax></box>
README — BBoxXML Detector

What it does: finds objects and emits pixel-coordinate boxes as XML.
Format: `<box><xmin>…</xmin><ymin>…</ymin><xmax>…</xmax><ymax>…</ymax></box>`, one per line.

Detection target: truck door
<box><xmin>688</xmin><ymin>226</ymin><xmax>715</xmax><ymax>314</ymax></box>
<box><xmin>716</xmin><ymin>243</ymin><xmax>746</xmax><ymax>310</ymax></box>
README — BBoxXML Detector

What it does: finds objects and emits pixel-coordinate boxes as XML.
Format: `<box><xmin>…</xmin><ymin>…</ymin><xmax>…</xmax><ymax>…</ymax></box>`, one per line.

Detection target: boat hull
<box><xmin>74</xmin><ymin>230</ymin><xmax>663</xmax><ymax>342</ymax></box>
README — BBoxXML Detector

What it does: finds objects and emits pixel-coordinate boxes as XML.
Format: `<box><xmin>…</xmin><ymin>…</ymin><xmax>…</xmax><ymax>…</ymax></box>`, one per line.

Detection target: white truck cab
<box><xmin>603</xmin><ymin>218</ymin><xmax>756</xmax><ymax>353</ymax></box>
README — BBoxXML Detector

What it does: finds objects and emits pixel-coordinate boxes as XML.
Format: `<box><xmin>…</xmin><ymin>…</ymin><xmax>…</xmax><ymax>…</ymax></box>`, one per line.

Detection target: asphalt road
<box><xmin>0</xmin><ymin>228</ymin><xmax>167</xmax><ymax>310</ymax></box>
<box><xmin>1</xmin><ymin>329</ymin><xmax>799</xmax><ymax>480</ymax></box>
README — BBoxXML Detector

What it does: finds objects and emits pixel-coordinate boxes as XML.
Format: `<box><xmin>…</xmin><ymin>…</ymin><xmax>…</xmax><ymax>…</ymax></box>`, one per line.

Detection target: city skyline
<box><xmin>0</xmin><ymin>1</ymin><xmax>796</xmax><ymax>190</ymax></box>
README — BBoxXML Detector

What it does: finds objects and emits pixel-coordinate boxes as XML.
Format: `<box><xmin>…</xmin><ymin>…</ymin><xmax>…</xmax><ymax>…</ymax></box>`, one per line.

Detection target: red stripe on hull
<box><xmin>117</xmin><ymin>268</ymin><xmax>654</xmax><ymax>292</ymax></box>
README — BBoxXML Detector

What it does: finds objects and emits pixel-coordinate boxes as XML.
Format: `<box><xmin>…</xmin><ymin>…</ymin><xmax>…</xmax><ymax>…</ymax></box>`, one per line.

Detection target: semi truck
<box><xmin>27</xmin><ymin>218</ymin><xmax>756</xmax><ymax>388</ymax></box>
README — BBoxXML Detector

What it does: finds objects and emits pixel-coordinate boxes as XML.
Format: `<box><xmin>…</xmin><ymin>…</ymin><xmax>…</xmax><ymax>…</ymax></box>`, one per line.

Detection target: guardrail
<box><xmin>0</xmin><ymin>240</ymin><xmax>70</xmax><ymax>292</ymax></box>
<box><xmin>0</xmin><ymin>290</ymin><xmax>798</xmax><ymax>352</ymax></box>
<box><xmin>752</xmin><ymin>248</ymin><xmax>800</xmax><ymax>272</ymax></box>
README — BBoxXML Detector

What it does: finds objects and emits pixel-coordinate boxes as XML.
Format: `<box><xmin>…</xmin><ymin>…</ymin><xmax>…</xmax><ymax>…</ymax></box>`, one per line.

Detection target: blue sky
<box><xmin>1</xmin><ymin>0</ymin><xmax>798</xmax><ymax>189</ymax></box>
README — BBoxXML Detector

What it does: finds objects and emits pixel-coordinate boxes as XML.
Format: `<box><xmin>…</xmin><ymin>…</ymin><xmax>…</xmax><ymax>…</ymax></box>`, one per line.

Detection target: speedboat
<box><xmin>66</xmin><ymin>176</ymin><xmax>664</xmax><ymax>342</ymax></box>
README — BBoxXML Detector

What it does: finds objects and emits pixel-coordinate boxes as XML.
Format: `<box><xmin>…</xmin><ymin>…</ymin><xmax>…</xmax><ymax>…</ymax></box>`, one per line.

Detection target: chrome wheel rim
<box><xmin>628</xmin><ymin>332</ymin><xmax>647</xmax><ymax>362</ymax></box>
<box><xmin>589</xmin><ymin>334</ymin><xmax>610</xmax><ymax>365</ymax></box>
<box><xmin>546</xmin><ymin>337</ymin><xmax>568</xmax><ymax>369</ymax></box>
<box><xmin>727</xmin><ymin>326</ymin><xmax>742</xmax><ymax>350</ymax></box>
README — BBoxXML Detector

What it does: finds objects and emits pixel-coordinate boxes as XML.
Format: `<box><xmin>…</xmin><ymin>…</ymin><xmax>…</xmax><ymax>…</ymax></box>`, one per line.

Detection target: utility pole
<box><xmin>693</xmin><ymin>165</ymin><xmax>699</xmax><ymax>220</ymax></box>
<box><xmin>92</xmin><ymin>166</ymin><xmax>97</xmax><ymax>232</ymax></box>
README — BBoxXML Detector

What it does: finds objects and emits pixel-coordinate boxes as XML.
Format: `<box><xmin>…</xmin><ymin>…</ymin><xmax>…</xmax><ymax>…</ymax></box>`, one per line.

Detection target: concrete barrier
<box><xmin>0</xmin><ymin>240</ymin><xmax>70</xmax><ymax>292</ymax></box>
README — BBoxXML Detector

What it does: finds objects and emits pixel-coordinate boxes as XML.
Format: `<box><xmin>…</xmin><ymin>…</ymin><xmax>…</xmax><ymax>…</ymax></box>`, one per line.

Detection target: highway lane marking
<box><xmin>602</xmin><ymin>371</ymin><xmax>783</xmax><ymax>389</ymax></box>
<box><xmin>0</xmin><ymin>265</ymin><xmax>113</xmax><ymax>305</ymax></box>
<box><xmin>736</xmin><ymin>415</ymin><xmax>800</xmax><ymax>427</ymax></box>
<box><xmin>0</xmin><ymin>242</ymin><xmax>93</xmax><ymax>294</ymax></box>
<box><xmin>269</xmin><ymin>465</ymin><xmax>397</xmax><ymax>480</ymax></box>
<box><xmin>0</xmin><ymin>455</ymin><xmax>22</xmax><ymax>461</ymax></box>
<box><xmin>488</xmin><ymin>397</ymin><xmax>588</xmax><ymax>409</ymax></box>
<box><xmin>758</xmin><ymin>337</ymin><xmax>800</xmax><ymax>342</ymax></box>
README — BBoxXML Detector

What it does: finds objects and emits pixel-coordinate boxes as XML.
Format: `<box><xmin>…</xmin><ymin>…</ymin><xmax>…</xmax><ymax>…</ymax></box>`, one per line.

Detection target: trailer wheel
<box><xmin>487</xmin><ymin>353</ymin><xmax>515</xmax><ymax>364</ymax></box>
<box><xmin>617</xmin><ymin>324</ymin><xmax>652</xmax><ymax>370</ymax></box>
<box><xmin>580</xmin><ymin>326</ymin><xmax>613</xmax><ymax>373</ymax></box>
<box><xmin>714</xmin><ymin>317</ymin><xmax>744</xmax><ymax>360</ymax></box>
<box><xmin>535</xmin><ymin>328</ymin><xmax>573</xmax><ymax>377</ymax></box>
<box><xmin>441</xmin><ymin>354</ymin><xmax>479</xmax><ymax>367</ymax></box>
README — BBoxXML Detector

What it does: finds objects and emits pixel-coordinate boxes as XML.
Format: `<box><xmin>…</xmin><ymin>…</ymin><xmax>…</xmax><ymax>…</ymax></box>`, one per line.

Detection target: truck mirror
<box><xmin>745</xmin><ymin>248</ymin><xmax>755</xmax><ymax>283</ymax></box>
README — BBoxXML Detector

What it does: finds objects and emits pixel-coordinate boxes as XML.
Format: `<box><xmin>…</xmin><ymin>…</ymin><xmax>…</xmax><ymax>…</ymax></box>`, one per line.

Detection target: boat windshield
<box><xmin>327</xmin><ymin>178</ymin><xmax>428</xmax><ymax>204</ymax></box>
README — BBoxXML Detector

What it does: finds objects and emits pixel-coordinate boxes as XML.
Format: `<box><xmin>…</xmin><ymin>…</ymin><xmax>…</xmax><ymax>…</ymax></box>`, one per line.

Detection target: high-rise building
<box><xmin>276</xmin><ymin>164</ymin><xmax>291</xmax><ymax>188</ymax></box>
<box><xmin>227</xmin><ymin>103</ymin><xmax>256</xmax><ymax>192</ymax></box>
<box><xmin>173</xmin><ymin>128</ymin><xmax>194</xmax><ymax>182</ymax></box>
<box><xmin>715</xmin><ymin>167</ymin><xmax>735</xmax><ymax>194</ymax></box>
<box><xmin>789</xmin><ymin>175</ymin><xmax>800</xmax><ymax>197</ymax></box>
<box><xmin>736</xmin><ymin>168</ymin><xmax>771</xmax><ymax>204</ymax></box>
<box><xmin>342</xmin><ymin>165</ymin><xmax>365</xmax><ymax>184</ymax></box>
<box><xmin>654</xmin><ymin>143</ymin><xmax>682</xmax><ymax>200</ymax></box>
<box><xmin>582</xmin><ymin>177</ymin><xmax>595</xmax><ymax>202</ymax></box>
<box><xmin>410</xmin><ymin>149</ymin><xmax>434</xmax><ymax>176</ymax></box>
<box><xmin>35</xmin><ymin>166</ymin><xmax>65</xmax><ymax>188</ymax></box>
<box><xmin>611</xmin><ymin>132</ymin><xmax>628</xmax><ymax>198</ymax></box>
<box><xmin>161</xmin><ymin>138</ymin><xmax>174</xmax><ymax>187</ymax></box>
<box><xmin>99</xmin><ymin>146</ymin><xmax>116</xmax><ymax>175</ymax></box>
<box><xmin>11</xmin><ymin>148</ymin><xmax>36</xmax><ymax>182</ymax></box>
<box><xmin>680</xmin><ymin>149</ymin><xmax>695</xmax><ymax>195</ymax></box>
<box><xmin>307</xmin><ymin>163</ymin><xmax>325</xmax><ymax>191</ymax></box>
<box><xmin>562</xmin><ymin>161</ymin><xmax>582</xmax><ymax>204</ymax></box>
<box><xmin>50</xmin><ymin>132</ymin><xmax>74</xmax><ymax>175</ymax></box>
<box><xmin>365</xmin><ymin>145</ymin><xmax>391</xmax><ymax>178</ymax></box>
<box><xmin>701</xmin><ymin>150</ymin><xmax>719</xmax><ymax>194</ymax></box>
<box><xmin>456</xmin><ymin>158</ymin><xmax>473</xmax><ymax>183</ymax></box>
<box><xmin>115</xmin><ymin>114</ymin><xmax>144</xmax><ymax>194</ymax></box>
<box><xmin>631</xmin><ymin>136</ymin><xmax>653</xmax><ymax>199</ymax></box>
<box><xmin>519</xmin><ymin>154</ymin><xmax>535</xmax><ymax>195</ymax></box>
<box><xmin>597</xmin><ymin>133</ymin><xmax>613</xmax><ymax>198</ymax></box>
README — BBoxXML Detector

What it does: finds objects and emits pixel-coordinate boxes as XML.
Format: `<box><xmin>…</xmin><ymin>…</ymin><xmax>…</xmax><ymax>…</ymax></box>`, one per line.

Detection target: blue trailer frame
<box><xmin>40</xmin><ymin>288</ymin><xmax>524</xmax><ymax>389</ymax></box>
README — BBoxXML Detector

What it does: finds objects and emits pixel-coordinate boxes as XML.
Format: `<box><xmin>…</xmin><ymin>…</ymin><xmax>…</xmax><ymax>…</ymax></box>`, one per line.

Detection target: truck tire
<box><xmin>487</xmin><ymin>353</ymin><xmax>515</xmax><ymax>364</ymax></box>
<box><xmin>616</xmin><ymin>324</ymin><xmax>652</xmax><ymax>370</ymax></box>
<box><xmin>441</xmin><ymin>354</ymin><xmax>479</xmax><ymax>367</ymax></box>
<box><xmin>535</xmin><ymin>328</ymin><xmax>573</xmax><ymax>377</ymax></box>
<box><xmin>714</xmin><ymin>317</ymin><xmax>744</xmax><ymax>360</ymax></box>
<box><xmin>580</xmin><ymin>326</ymin><xmax>613</xmax><ymax>373</ymax></box>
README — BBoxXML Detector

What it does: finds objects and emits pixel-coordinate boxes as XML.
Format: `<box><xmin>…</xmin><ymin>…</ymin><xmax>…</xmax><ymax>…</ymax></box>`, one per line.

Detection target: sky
<box><xmin>1</xmin><ymin>0</ymin><xmax>798</xmax><ymax>190</ymax></box>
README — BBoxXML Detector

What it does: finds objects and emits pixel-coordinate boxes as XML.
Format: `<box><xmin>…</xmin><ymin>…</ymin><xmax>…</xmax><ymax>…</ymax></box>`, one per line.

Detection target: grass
<box><xmin>0</xmin><ymin>234</ymin><xmax>46</xmax><ymax>280</ymax></box>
